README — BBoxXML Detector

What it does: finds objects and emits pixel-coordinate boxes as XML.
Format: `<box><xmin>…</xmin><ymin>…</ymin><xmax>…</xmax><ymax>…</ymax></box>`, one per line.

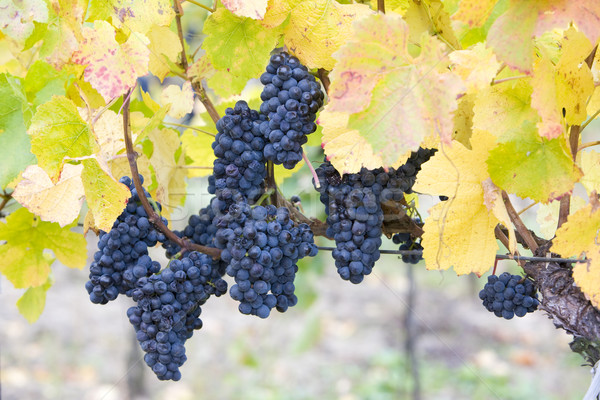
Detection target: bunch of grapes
<box><xmin>215</xmin><ymin>202</ymin><xmax>317</xmax><ymax>318</ymax></box>
<box><xmin>479</xmin><ymin>272</ymin><xmax>539</xmax><ymax>319</ymax></box>
<box><xmin>208</xmin><ymin>101</ymin><xmax>267</xmax><ymax>206</ymax></box>
<box><xmin>127</xmin><ymin>251</ymin><xmax>227</xmax><ymax>380</ymax></box>
<box><xmin>259</xmin><ymin>52</ymin><xmax>324</xmax><ymax>169</ymax></box>
<box><xmin>85</xmin><ymin>176</ymin><xmax>167</xmax><ymax>304</ymax></box>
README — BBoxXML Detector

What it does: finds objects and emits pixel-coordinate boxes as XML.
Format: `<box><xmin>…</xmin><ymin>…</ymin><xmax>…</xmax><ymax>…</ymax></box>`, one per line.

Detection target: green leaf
<box><xmin>24</xmin><ymin>60</ymin><xmax>75</xmax><ymax>109</ymax></box>
<box><xmin>487</xmin><ymin>121</ymin><xmax>582</xmax><ymax>203</ymax></box>
<box><xmin>202</xmin><ymin>7</ymin><xmax>282</xmax><ymax>82</ymax></box>
<box><xmin>17</xmin><ymin>274</ymin><xmax>53</xmax><ymax>323</ymax></box>
<box><xmin>29</xmin><ymin>95</ymin><xmax>95</xmax><ymax>181</ymax></box>
<box><xmin>0</xmin><ymin>74</ymin><xmax>36</xmax><ymax>188</ymax></box>
<box><xmin>81</xmin><ymin>158</ymin><xmax>130</xmax><ymax>232</ymax></box>
<box><xmin>0</xmin><ymin>208</ymin><xmax>87</xmax><ymax>288</ymax></box>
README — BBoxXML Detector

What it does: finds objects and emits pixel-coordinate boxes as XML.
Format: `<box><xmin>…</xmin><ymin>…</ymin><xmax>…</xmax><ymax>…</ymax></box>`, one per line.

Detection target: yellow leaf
<box><xmin>552</xmin><ymin>199</ymin><xmax>600</xmax><ymax>309</ymax></box>
<box><xmin>17</xmin><ymin>275</ymin><xmax>53</xmax><ymax>323</ymax></box>
<box><xmin>140</xmin><ymin>89</ymin><xmax>161</xmax><ymax>113</ymax></box>
<box><xmin>147</xmin><ymin>128</ymin><xmax>187</xmax><ymax>216</ymax></box>
<box><xmin>415</xmin><ymin>131</ymin><xmax>499</xmax><ymax>275</ymax></box>
<box><xmin>580</xmin><ymin>151</ymin><xmax>600</xmax><ymax>196</ymax></box>
<box><xmin>452</xmin><ymin>0</ymin><xmax>496</xmax><ymax>27</ymax></box>
<box><xmin>274</xmin><ymin>160</ymin><xmax>303</xmax><ymax>186</ymax></box>
<box><xmin>81</xmin><ymin>158</ymin><xmax>130</xmax><ymax>232</ymax></box>
<box><xmin>453</xmin><ymin>93</ymin><xmax>475</xmax><ymax>148</ymax></box>
<box><xmin>261</xmin><ymin>0</ymin><xmax>303</xmax><ymax>28</ymax></box>
<box><xmin>181</xmin><ymin>129</ymin><xmax>215</xmax><ymax>178</ymax></box>
<box><xmin>403</xmin><ymin>0</ymin><xmax>460</xmax><ymax>51</ymax></box>
<box><xmin>531</xmin><ymin>56</ymin><xmax>565</xmax><ymax>139</ymax></box>
<box><xmin>109</xmin><ymin>155</ymin><xmax>152</xmax><ymax>190</ymax></box>
<box><xmin>160</xmin><ymin>82</ymin><xmax>195</xmax><ymax>119</ymax></box>
<box><xmin>72</xmin><ymin>21</ymin><xmax>149</xmax><ymax>101</ymax></box>
<box><xmin>449</xmin><ymin>43</ymin><xmax>501</xmax><ymax>92</ymax></box>
<box><xmin>146</xmin><ymin>25</ymin><xmax>182</xmax><ymax>82</ymax></box>
<box><xmin>283</xmin><ymin>0</ymin><xmax>373</xmax><ymax>70</ymax></box>
<box><xmin>188</xmin><ymin>55</ymin><xmax>216</xmax><ymax>83</ymax></box>
<box><xmin>12</xmin><ymin>164</ymin><xmax>84</xmax><ymax>227</ymax></box>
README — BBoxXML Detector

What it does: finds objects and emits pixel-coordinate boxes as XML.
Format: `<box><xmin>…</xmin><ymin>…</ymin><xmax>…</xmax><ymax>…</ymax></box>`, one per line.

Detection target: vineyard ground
<box><xmin>0</xmin><ymin>233</ymin><xmax>590</xmax><ymax>400</ymax></box>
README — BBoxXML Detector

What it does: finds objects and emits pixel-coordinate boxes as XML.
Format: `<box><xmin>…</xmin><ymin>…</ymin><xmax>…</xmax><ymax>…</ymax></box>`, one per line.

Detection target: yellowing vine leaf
<box><xmin>42</xmin><ymin>0</ymin><xmax>85</xmax><ymax>69</ymax></box>
<box><xmin>552</xmin><ymin>199</ymin><xmax>600</xmax><ymax>308</ymax></box>
<box><xmin>482</xmin><ymin>178</ymin><xmax>516</xmax><ymax>253</ymax></box>
<box><xmin>472</xmin><ymin>78</ymin><xmax>539</xmax><ymax>138</ymax></box>
<box><xmin>147</xmin><ymin>25</ymin><xmax>182</xmax><ymax>82</ymax></box>
<box><xmin>536</xmin><ymin>195</ymin><xmax>585</xmax><ymax>239</ymax></box>
<box><xmin>72</xmin><ymin>21</ymin><xmax>149</xmax><ymax>101</ymax></box>
<box><xmin>413</xmin><ymin>131</ymin><xmax>499</xmax><ymax>275</ymax></box>
<box><xmin>0</xmin><ymin>0</ymin><xmax>48</xmax><ymax>41</ymax></box>
<box><xmin>487</xmin><ymin>121</ymin><xmax>581</xmax><ymax>203</ymax></box>
<box><xmin>81</xmin><ymin>158</ymin><xmax>130</xmax><ymax>232</ymax></box>
<box><xmin>449</xmin><ymin>43</ymin><xmax>501</xmax><ymax>92</ymax></box>
<box><xmin>531</xmin><ymin>57</ymin><xmax>565</xmax><ymax>139</ymax></box>
<box><xmin>0</xmin><ymin>207</ymin><xmax>87</xmax><ymax>288</ymax></box>
<box><xmin>181</xmin><ymin>129</ymin><xmax>215</xmax><ymax>178</ymax></box>
<box><xmin>12</xmin><ymin>163</ymin><xmax>84</xmax><ymax>227</ymax></box>
<box><xmin>324</xmin><ymin>13</ymin><xmax>464</xmax><ymax>171</ymax></box>
<box><xmin>452</xmin><ymin>0</ymin><xmax>496</xmax><ymax>27</ymax></box>
<box><xmin>202</xmin><ymin>7</ymin><xmax>282</xmax><ymax>83</ymax></box>
<box><xmin>28</xmin><ymin>95</ymin><xmax>94</xmax><ymax>182</ymax></box>
<box><xmin>222</xmin><ymin>0</ymin><xmax>268</xmax><ymax>19</ymax></box>
<box><xmin>488</xmin><ymin>0</ymin><xmax>600</xmax><ymax>73</ymax></box>
<box><xmin>87</xmin><ymin>0</ymin><xmax>174</xmax><ymax>35</ymax></box>
<box><xmin>160</xmin><ymin>82</ymin><xmax>194</xmax><ymax>119</ymax></box>
<box><xmin>403</xmin><ymin>0</ymin><xmax>460</xmax><ymax>51</ymax></box>
<box><xmin>17</xmin><ymin>275</ymin><xmax>53</xmax><ymax>323</ymax></box>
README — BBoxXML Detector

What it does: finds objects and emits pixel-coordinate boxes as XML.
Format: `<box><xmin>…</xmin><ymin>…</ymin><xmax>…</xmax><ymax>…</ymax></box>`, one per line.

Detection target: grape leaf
<box><xmin>449</xmin><ymin>43</ymin><xmax>501</xmax><ymax>92</ymax></box>
<box><xmin>147</xmin><ymin>25</ymin><xmax>182</xmax><ymax>82</ymax></box>
<box><xmin>28</xmin><ymin>95</ymin><xmax>94</xmax><ymax>182</ymax></box>
<box><xmin>0</xmin><ymin>0</ymin><xmax>48</xmax><ymax>41</ymax></box>
<box><xmin>472</xmin><ymin>78</ymin><xmax>539</xmax><ymax>138</ymax></box>
<box><xmin>41</xmin><ymin>0</ymin><xmax>85</xmax><ymax>69</ymax></box>
<box><xmin>281</xmin><ymin>0</ymin><xmax>372</xmax><ymax>70</ymax></box>
<box><xmin>23</xmin><ymin>60</ymin><xmax>74</xmax><ymax>109</ymax></box>
<box><xmin>487</xmin><ymin>121</ymin><xmax>582</xmax><ymax>203</ymax></box>
<box><xmin>147</xmin><ymin>128</ymin><xmax>187</xmax><ymax>215</ymax></box>
<box><xmin>488</xmin><ymin>0</ymin><xmax>600</xmax><ymax>73</ymax></box>
<box><xmin>188</xmin><ymin>55</ymin><xmax>216</xmax><ymax>83</ymax></box>
<box><xmin>17</xmin><ymin>275</ymin><xmax>53</xmax><ymax>323</ymax></box>
<box><xmin>532</xmin><ymin>27</ymin><xmax>594</xmax><ymax>138</ymax></box>
<box><xmin>0</xmin><ymin>207</ymin><xmax>87</xmax><ymax>288</ymax></box>
<box><xmin>160</xmin><ymin>82</ymin><xmax>194</xmax><ymax>119</ymax></box>
<box><xmin>202</xmin><ymin>7</ymin><xmax>283</xmax><ymax>83</ymax></box>
<box><xmin>452</xmin><ymin>93</ymin><xmax>475</xmax><ymax>148</ymax></box>
<box><xmin>181</xmin><ymin>129</ymin><xmax>215</xmax><ymax>178</ymax></box>
<box><xmin>206</xmin><ymin>69</ymin><xmax>248</xmax><ymax>98</ymax></box>
<box><xmin>72</xmin><ymin>21</ymin><xmax>149</xmax><ymax>101</ymax></box>
<box><xmin>81</xmin><ymin>158</ymin><xmax>130</xmax><ymax>232</ymax></box>
<box><xmin>87</xmin><ymin>0</ymin><xmax>174</xmax><ymax>35</ymax></box>
<box><xmin>482</xmin><ymin>178</ymin><xmax>516</xmax><ymax>253</ymax></box>
<box><xmin>452</xmin><ymin>0</ymin><xmax>496</xmax><ymax>27</ymax></box>
<box><xmin>274</xmin><ymin>160</ymin><xmax>303</xmax><ymax>186</ymax></box>
<box><xmin>12</xmin><ymin>163</ymin><xmax>85</xmax><ymax>227</ymax></box>
<box><xmin>552</xmin><ymin>199</ymin><xmax>600</xmax><ymax>309</ymax></box>
<box><xmin>325</xmin><ymin>13</ymin><xmax>464</xmax><ymax>170</ymax></box>
<box><xmin>0</xmin><ymin>73</ymin><xmax>36</xmax><ymax>188</ymax></box>
<box><xmin>403</xmin><ymin>0</ymin><xmax>460</xmax><ymax>51</ymax></box>
<box><xmin>413</xmin><ymin>131</ymin><xmax>499</xmax><ymax>275</ymax></box>
<box><xmin>261</xmin><ymin>0</ymin><xmax>301</xmax><ymax>28</ymax></box>
<box><xmin>222</xmin><ymin>0</ymin><xmax>268</xmax><ymax>19</ymax></box>
<box><xmin>580</xmin><ymin>151</ymin><xmax>600</xmax><ymax>196</ymax></box>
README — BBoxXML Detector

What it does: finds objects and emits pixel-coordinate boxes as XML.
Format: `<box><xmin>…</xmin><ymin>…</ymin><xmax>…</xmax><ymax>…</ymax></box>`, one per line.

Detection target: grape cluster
<box><xmin>208</xmin><ymin>101</ymin><xmax>267</xmax><ymax>206</ymax></box>
<box><xmin>392</xmin><ymin>233</ymin><xmax>423</xmax><ymax>264</ymax></box>
<box><xmin>215</xmin><ymin>203</ymin><xmax>317</xmax><ymax>318</ymax></box>
<box><xmin>479</xmin><ymin>273</ymin><xmax>539</xmax><ymax>319</ymax></box>
<box><xmin>127</xmin><ymin>251</ymin><xmax>227</xmax><ymax>380</ymax></box>
<box><xmin>259</xmin><ymin>52</ymin><xmax>324</xmax><ymax>169</ymax></box>
<box><xmin>85</xmin><ymin>176</ymin><xmax>167</xmax><ymax>304</ymax></box>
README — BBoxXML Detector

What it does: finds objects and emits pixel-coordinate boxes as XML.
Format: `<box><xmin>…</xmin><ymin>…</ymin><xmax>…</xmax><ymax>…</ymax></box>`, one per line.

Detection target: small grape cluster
<box><xmin>259</xmin><ymin>52</ymin><xmax>324</xmax><ymax>169</ymax></box>
<box><xmin>85</xmin><ymin>176</ymin><xmax>167</xmax><ymax>304</ymax></box>
<box><xmin>392</xmin><ymin>233</ymin><xmax>423</xmax><ymax>264</ymax></box>
<box><xmin>479</xmin><ymin>272</ymin><xmax>539</xmax><ymax>319</ymax></box>
<box><xmin>127</xmin><ymin>251</ymin><xmax>226</xmax><ymax>381</ymax></box>
<box><xmin>208</xmin><ymin>101</ymin><xmax>267</xmax><ymax>206</ymax></box>
<box><xmin>215</xmin><ymin>203</ymin><xmax>318</xmax><ymax>318</ymax></box>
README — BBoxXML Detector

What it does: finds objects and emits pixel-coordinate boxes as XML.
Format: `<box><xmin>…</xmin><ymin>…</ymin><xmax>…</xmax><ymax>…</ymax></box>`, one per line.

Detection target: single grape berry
<box><xmin>479</xmin><ymin>272</ymin><xmax>539</xmax><ymax>319</ymax></box>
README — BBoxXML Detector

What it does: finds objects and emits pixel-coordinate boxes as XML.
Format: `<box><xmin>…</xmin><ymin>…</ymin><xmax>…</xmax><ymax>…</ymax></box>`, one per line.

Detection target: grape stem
<box><xmin>501</xmin><ymin>191</ymin><xmax>539</xmax><ymax>252</ymax></box>
<box><xmin>377</xmin><ymin>0</ymin><xmax>385</xmax><ymax>13</ymax></box>
<box><xmin>173</xmin><ymin>0</ymin><xmax>220</xmax><ymax>124</ymax></box>
<box><xmin>302</xmin><ymin>150</ymin><xmax>320</xmax><ymax>189</ymax></box>
<box><xmin>122</xmin><ymin>90</ymin><xmax>222</xmax><ymax>259</ymax></box>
